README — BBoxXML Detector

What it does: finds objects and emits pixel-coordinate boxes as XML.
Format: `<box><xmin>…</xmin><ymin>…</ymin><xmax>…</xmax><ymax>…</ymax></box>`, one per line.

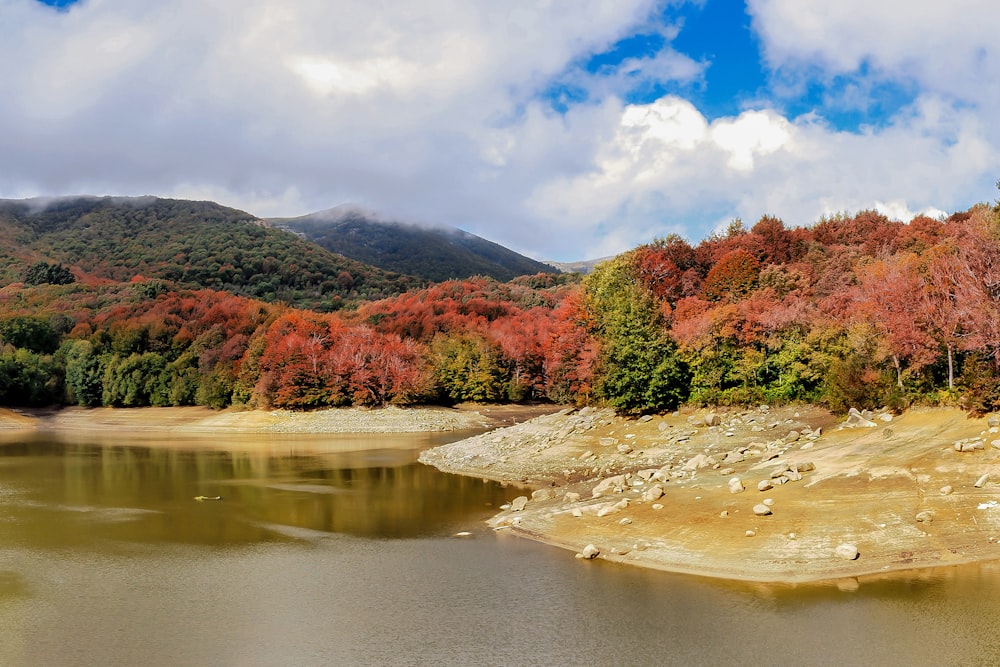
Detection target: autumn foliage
<box><xmin>3</xmin><ymin>199</ymin><xmax>1000</xmax><ymax>415</ymax></box>
<box><xmin>595</xmin><ymin>205</ymin><xmax>1000</xmax><ymax>412</ymax></box>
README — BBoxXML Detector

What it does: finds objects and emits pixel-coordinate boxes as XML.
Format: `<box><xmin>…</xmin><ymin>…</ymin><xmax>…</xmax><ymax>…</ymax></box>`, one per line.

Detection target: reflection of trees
<box><xmin>0</xmin><ymin>437</ymin><xmax>520</xmax><ymax>549</ymax></box>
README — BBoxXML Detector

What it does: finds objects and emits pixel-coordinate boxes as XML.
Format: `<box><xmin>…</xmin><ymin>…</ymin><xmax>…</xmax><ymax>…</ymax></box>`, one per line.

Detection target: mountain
<box><xmin>268</xmin><ymin>206</ymin><xmax>558</xmax><ymax>283</ymax></box>
<box><xmin>0</xmin><ymin>196</ymin><xmax>422</xmax><ymax>310</ymax></box>
<box><xmin>542</xmin><ymin>257</ymin><xmax>612</xmax><ymax>275</ymax></box>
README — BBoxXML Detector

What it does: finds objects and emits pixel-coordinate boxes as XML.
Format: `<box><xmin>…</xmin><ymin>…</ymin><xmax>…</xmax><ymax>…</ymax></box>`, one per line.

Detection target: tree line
<box><xmin>3</xmin><ymin>199</ymin><xmax>1000</xmax><ymax>415</ymax></box>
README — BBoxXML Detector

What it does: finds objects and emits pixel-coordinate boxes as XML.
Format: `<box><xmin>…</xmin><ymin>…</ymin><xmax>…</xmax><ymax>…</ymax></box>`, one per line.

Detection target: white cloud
<box><xmin>709</xmin><ymin>110</ymin><xmax>792</xmax><ymax>171</ymax></box>
<box><xmin>748</xmin><ymin>1</ymin><xmax>1000</xmax><ymax>94</ymax></box>
<box><xmin>0</xmin><ymin>0</ymin><xmax>997</xmax><ymax>262</ymax></box>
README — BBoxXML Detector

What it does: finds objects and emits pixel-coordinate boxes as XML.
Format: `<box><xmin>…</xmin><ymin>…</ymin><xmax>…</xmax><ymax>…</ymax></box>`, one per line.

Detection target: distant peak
<box><xmin>307</xmin><ymin>203</ymin><xmax>382</xmax><ymax>222</ymax></box>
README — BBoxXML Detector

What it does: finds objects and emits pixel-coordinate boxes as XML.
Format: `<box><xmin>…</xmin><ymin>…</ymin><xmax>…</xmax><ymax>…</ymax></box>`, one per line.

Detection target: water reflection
<box><xmin>0</xmin><ymin>433</ymin><xmax>523</xmax><ymax>548</ymax></box>
<box><xmin>5</xmin><ymin>432</ymin><xmax>1000</xmax><ymax>665</ymax></box>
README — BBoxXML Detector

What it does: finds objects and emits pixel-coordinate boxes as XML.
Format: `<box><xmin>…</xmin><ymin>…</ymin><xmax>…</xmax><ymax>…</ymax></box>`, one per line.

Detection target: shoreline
<box><xmin>0</xmin><ymin>403</ymin><xmax>559</xmax><ymax>436</ymax></box>
<box><xmin>419</xmin><ymin>404</ymin><xmax>1000</xmax><ymax>584</ymax></box>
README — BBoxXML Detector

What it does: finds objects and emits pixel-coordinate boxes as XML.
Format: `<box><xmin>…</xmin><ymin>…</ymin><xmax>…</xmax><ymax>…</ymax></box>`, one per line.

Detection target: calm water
<box><xmin>2</xmin><ymin>431</ymin><xmax>1000</xmax><ymax>666</ymax></box>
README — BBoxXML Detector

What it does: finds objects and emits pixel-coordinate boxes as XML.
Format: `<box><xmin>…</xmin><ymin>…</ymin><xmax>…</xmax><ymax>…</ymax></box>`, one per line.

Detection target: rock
<box><xmin>956</xmin><ymin>439</ymin><xmax>985</xmax><ymax>452</ymax></box>
<box><xmin>637</xmin><ymin>469</ymin><xmax>657</xmax><ymax>481</ymax></box>
<box><xmin>784</xmin><ymin>431</ymin><xmax>800</xmax><ymax>443</ymax></box>
<box><xmin>761</xmin><ymin>450</ymin><xmax>781</xmax><ymax>463</ymax></box>
<box><xmin>975</xmin><ymin>473</ymin><xmax>991</xmax><ymax>489</ymax></box>
<box><xmin>619</xmin><ymin>517</ymin><xmax>632</xmax><ymax>526</ymax></box>
<box><xmin>531</xmin><ymin>489</ymin><xmax>551</xmax><ymax>501</ymax></box>
<box><xmin>579</xmin><ymin>450</ymin><xmax>595</xmax><ymax>461</ymax></box>
<box><xmin>683</xmin><ymin>454</ymin><xmax>712</xmax><ymax>471</ymax></box>
<box><xmin>592</xmin><ymin>475</ymin><xmax>628</xmax><ymax>498</ymax></box>
<box><xmin>723</xmin><ymin>451</ymin><xmax>744</xmax><ymax>464</ymax></box>
<box><xmin>581</xmin><ymin>544</ymin><xmax>600</xmax><ymax>559</ymax></box>
<box><xmin>745</xmin><ymin>529</ymin><xmax>757</xmax><ymax>537</ymax></box>
<box><xmin>704</xmin><ymin>413</ymin><xmax>721</xmax><ymax>427</ymax></box>
<box><xmin>794</xmin><ymin>461</ymin><xmax>816</xmax><ymax>473</ymax></box>
<box><xmin>564</xmin><ymin>492</ymin><xmax>581</xmax><ymax>503</ymax></box>
<box><xmin>598</xmin><ymin>437</ymin><xmax>618</xmax><ymax>447</ymax></box>
<box><xmin>844</xmin><ymin>408</ymin><xmax>877</xmax><ymax>428</ymax></box>
<box><xmin>720</xmin><ymin>510</ymin><xmax>729</xmax><ymax>518</ymax></box>
<box><xmin>616</xmin><ymin>443</ymin><xmax>633</xmax><ymax>454</ymax></box>
<box><xmin>651</xmin><ymin>503</ymin><xmax>664</xmax><ymax>510</ymax></box>
<box><xmin>728</xmin><ymin>477</ymin><xmax>745</xmax><ymax>494</ymax></box>
<box><xmin>837</xmin><ymin>578</ymin><xmax>860</xmax><ymax>592</ymax></box>
<box><xmin>638</xmin><ymin>414</ymin><xmax>653</xmax><ymax>423</ymax></box>
<box><xmin>613</xmin><ymin>498</ymin><xmax>630</xmax><ymax>511</ymax></box>
<box><xmin>643</xmin><ymin>484</ymin><xmax>665</xmax><ymax>501</ymax></box>
<box><xmin>753</xmin><ymin>504</ymin><xmax>773</xmax><ymax>516</ymax></box>
<box><xmin>758</xmin><ymin>480</ymin><xmax>773</xmax><ymax>492</ymax></box>
<box><xmin>916</xmin><ymin>510</ymin><xmax>934</xmax><ymax>524</ymax></box>
<box><xmin>992</xmin><ymin>440</ymin><xmax>1000</xmax><ymax>450</ymax></box>
<box><xmin>719</xmin><ymin>467</ymin><xmax>736</xmax><ymax>476</ymax></box>
<box><xmin>783</xmin><ymin>470</ymin><xmax>803</xmax><ymax>483</ymax></box>
<box><xmin>835</xmin><ymin>544</ymin><xmax>860</xmax><ymax>560</ymax></box>
<box><xmin>510</xmin><ymin>496</ymin><xmax>528</xmax><ymax>511</ymax></box>
<box><xmin>939</xmin><ymin>485</ymin><xmax>953</xmax><ymax>495</ymax></box>
<box><xmin>571</xmin><ymin>508</ymin><xmax>583</xmax><ymax>518</ymax></box>
<box><xmin>990</xmin><ymin>416</ymin><xmax>1000</xmax><ymax>428</ymax></box>
<box><xmin>762</xmin><ymin>498</ymin><xmax>775</xmax><ymax>506</ymax></box>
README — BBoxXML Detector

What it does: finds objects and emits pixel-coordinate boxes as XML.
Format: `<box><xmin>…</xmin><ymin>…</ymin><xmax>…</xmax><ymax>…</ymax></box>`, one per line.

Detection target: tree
<box><xmin>701</xmin><ymin>249</ymin><xmax>760</xmax><ymax>302</ymax></box>
<box><xmin>0</xmin><ymin>316</ymin><xmax>60</xmax><ymax>354</ymax></box>
<box><xmin>585</xmin><ymin>254</ymin><xmax>689</xmax><ymax>414</ymax></box>
<box><xmin>429</xmin><ymin>334</ymin><xmax>507</xmax><ymax>403</ymax></box>
<box><xmin>854</xmin><ymin>253</ymin><xmax>937</xmax><ymax>390</ymax></box>
<box><xmin>22</xmin><ymin>261</ymin><xmax>75</xmax><ymax>286</ymax></box>
<box><xmin>60</xmin><ymin>339</ymin><xmax>103</xmax><ymax>406</ymax></box>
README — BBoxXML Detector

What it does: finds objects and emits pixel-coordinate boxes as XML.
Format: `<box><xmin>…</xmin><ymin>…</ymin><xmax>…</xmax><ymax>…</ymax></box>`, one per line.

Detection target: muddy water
<box><xmin>2</xmin><ymin>431</ymin><xmax>1000</xmax><ymax>666</ymax></box>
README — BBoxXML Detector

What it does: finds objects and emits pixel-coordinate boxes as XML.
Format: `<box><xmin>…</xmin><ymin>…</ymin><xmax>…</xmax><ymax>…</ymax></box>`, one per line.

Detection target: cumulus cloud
<box><xmin>0</xmin><ymin>0</ymin><xmax>997</xmax><ymax>261</ymax></box>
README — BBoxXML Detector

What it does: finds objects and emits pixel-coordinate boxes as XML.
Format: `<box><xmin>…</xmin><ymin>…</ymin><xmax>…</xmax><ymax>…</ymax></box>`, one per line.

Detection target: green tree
<box><xmin>22</xmin><ymin>261</ymin><xmax>75</xmax><ymax>286</ymax></box>
<box><xmin>101</xmin><ymin>353</ymin><xmax>170</xmax><ymax>407</ymax></box>
<box><xmin>60</xmin><ymin>339</ymin><xmax>104</xmax><ymax>406</ymax></box>
<box><xmin>0</xmin><ymin>316</ymin><xmax>60</xmax><ymax>354</ymax></box>
<box><xmin>0</xmin><ymin>348</ymin><xmax>59</xmax><ymax>406</ymax></box>
<box><xmin>585</xmin><ymin>254</ymin><xmax>690</xmax><ymax>414</ymax></box>
<box><xmin>429</xmin><ymin>334</ymin><xmax>507</xmax><ymax>403</ymax></box>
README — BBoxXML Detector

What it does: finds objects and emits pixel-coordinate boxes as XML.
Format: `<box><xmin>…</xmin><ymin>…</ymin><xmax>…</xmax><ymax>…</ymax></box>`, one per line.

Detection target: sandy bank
<box><xmin>419</xmin><ymin>405</ymin><xmax>1000</xmax><ymax>584</ymax></box>
<box><xmin>0</xmin><ymin>404</ymin><xmax>520</xmax><ymax>435</ymax></box>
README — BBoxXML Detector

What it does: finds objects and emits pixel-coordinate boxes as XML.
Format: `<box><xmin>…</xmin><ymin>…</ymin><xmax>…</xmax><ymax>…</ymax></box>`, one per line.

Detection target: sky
<box><xmin>3</xmin><ymin>0</ymin><xmax>999</xmax><ymax>261</ymax></box>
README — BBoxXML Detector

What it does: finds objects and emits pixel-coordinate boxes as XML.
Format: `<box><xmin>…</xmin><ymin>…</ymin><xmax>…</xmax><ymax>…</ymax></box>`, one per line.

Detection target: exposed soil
<box><xmin>419</xmin><ymin>405</ymin><xmax>1000</xmax><ymax>584</ymax></box>
<box><xmin>0</xmin><ymin>404</ymin><xmax>505</xmax><ymax>434</ymax></box>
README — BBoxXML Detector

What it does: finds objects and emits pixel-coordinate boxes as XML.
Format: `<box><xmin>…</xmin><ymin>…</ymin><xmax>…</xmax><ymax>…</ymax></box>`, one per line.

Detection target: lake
<box><xmin>2</xmin><ymin>429</ymin><xmax>1000</xmax><ymax>666</ymax></box>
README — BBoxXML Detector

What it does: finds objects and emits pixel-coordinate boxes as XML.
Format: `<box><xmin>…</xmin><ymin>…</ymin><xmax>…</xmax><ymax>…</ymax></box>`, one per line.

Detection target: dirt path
<box><xmin>420</xmin><ymin>405</ymin><xmax>1000</xmax><ymax>583</ymax></box>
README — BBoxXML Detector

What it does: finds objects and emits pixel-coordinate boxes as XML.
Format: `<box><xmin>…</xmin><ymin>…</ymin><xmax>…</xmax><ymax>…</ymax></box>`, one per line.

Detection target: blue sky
<box><xmin>7</xmin><ymin>0</ymin><xmax>1000</xmax><ymax>260</ymax></box>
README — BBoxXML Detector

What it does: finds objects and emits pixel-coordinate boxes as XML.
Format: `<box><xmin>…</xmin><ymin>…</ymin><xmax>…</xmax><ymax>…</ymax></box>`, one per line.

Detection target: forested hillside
<box><xmin>0</xmin><ymin>273</ymin><xmax>586</xmax><ymax>409</ymax></box>
<box><xmin>0</xmin><ymin>197</ymin><xmax>421</xmax><ymax>310</ymax></box>
<box><xmin>272</xmin><ymin>209</ymin><xmax>557</xmax><ymax>282</ymax></box>
<box><xmin>587</xmin><ymin>203</ymin><xmax>1000</xmax><ymax>414</ymax></box>
<box><xmin>2</xmin><ymin>194</ymin><xmax>1000</xmax><ymax>416</ymax></box>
